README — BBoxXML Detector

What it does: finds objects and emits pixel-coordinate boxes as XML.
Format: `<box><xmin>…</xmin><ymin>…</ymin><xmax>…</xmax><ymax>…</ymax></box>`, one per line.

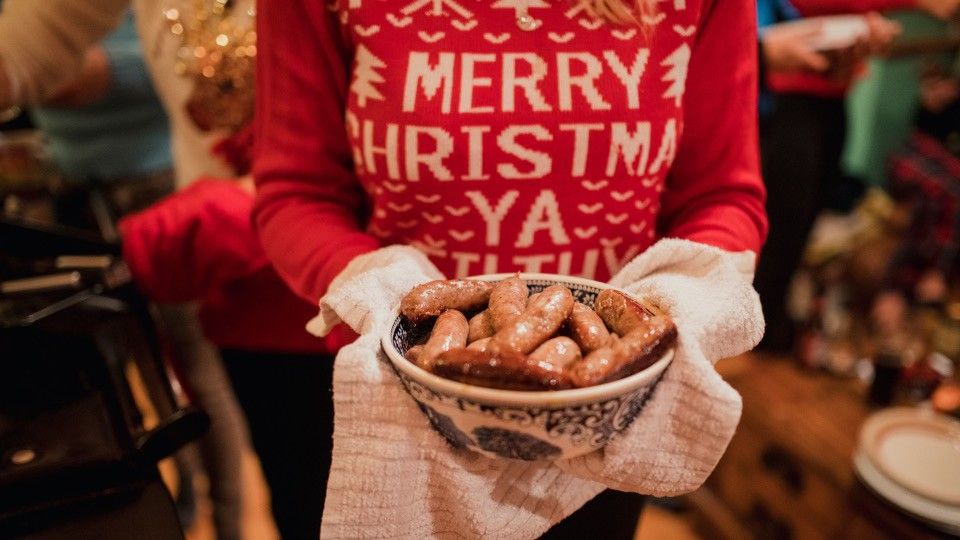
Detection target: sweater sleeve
<box><xmin>657</xmin><ymin>0</ymin><xmax>769</xmax><ymax>254</ymax></box>
<box><xmin>0</xmin><ymin>0</ymin><xmax>127</xmax><ymax>104</ymax></box>
<box><xmin>119</xmin><ymin>179</ymin><xmax>269</xmax><ymax>304</ymax></box>
<box><xmin>252</xmin><ymin>0</ymin><xmax>379</xmax><ymax>303</ymax></box>
<box><xmin>789</xmin><ymin>0</ymin><xmax>916</xmax><ymax>16</ymax></box>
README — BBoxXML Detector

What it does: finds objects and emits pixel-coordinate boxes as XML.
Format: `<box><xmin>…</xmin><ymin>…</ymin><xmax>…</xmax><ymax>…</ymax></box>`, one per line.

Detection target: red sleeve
<box><xmin>789</xmin><ymin>0</ymin><xmax>916</xmax><ymax>16</ymax></box>
<box><xmin>252</xmin><ymin>0</ymin><xmax>379</xmax><ymax>303</ymax></box>
<box><xmin>119</xmin><ymin>179</ymin><xmax>268</xmax><ymax>303</ymax></box>
<box><xmin>658</xmin><ymin>0</ymin><xmax>769</xmax><ymax>254</ymax></box>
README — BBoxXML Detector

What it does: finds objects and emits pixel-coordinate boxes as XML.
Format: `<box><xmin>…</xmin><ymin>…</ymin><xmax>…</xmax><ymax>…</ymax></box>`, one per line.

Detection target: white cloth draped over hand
<box><xmin>310</xmin><ymin>240</ymin><xmax>764</xmax><ymax>539</ymax></box>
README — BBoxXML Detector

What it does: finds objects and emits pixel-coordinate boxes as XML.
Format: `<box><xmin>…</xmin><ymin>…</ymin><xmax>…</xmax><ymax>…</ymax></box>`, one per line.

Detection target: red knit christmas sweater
<box><xmin>254</xmin><ymin>0</ymin><xmax>768</xmax><ymax>303</ymax></box>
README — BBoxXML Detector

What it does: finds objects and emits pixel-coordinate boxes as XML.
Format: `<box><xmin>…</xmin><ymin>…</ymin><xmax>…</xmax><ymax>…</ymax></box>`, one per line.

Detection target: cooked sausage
<box><xmin>592</xmin><ymin>288</ymin><xmax>660</xmax><ymax>335</ymax></box>
<box><xmin>432</xmin><ymin>348</ymin><xmax>575</xmax><ymax>390</ymax></box>
<box><xmin>467</xmin><ymin>337</ymin><xmax>491</xmax><ymax>352</ymax></box>
<box><xmin>568</xmin><ymin>323</ymin><xmax>676</xmax><ymax>387</ymax></box>
<box><xmin>566</xmin><ymin>302</ymin><xmax>611</xmax><ymax>353</ymax></box>
<box><xmin>488</xmin><ymin>284</ymin><xmax>575</xmax><ymax>355</ymax></box>
<box><xmin>529</xmin><ymin>337</ymin><xmax>582</xmax><ymax>370</ymax></box>
<box><xmin>488</xmin><ymin>275</ymin><xmax>528</xmax><ymax>330</ymax></box>
<box><xmin>400</xmin><ymin>280</ymin><xmax>493</xmax><ymax>323</ymax></box>
<box><xmin>569</xmin><ymin>291</ymin><xmax>676</xmax><ymax>387</ymax></box>
<box><xmin>417</xmin><ymin>310</ymin><xmax>469</xmax><ymax>370</ymax></box>
<box><xmin>467</xmin><ymin>310</ymin><xmax>495</xmax><ymax>342</ymax></box>
<box><xmin>405</xmin><ymin>345</ymin><xmax>424</xmax><ymax>364</ymax></box>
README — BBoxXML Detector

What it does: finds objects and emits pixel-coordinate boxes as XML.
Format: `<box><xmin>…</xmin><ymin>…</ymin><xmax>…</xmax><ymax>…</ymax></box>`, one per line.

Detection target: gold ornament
<box><xmin>163</xmin><ymin>0</ymin><xmax>256</xmax><ymax>132</ymax></box>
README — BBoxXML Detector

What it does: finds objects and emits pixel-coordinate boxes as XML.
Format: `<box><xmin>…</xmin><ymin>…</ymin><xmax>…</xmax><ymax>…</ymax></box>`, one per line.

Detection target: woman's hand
<box><xmin>761</xmin><ymin>22</ymin><xmax>830</xmax><ymax>74</ymax></box>
<box><xmin>42</xmin><ymin>46</ymin><xmax>111</xmax><ymax>108</ymax></box>
<box><xmin>824</xmin><ymin>13</ymin><xmax>900</xmax><ymax>84</ymax></box>
<box><xmin>862</xmin><ymin>12</ymin><xmax>902</xmax><ymax>55</ymax></box>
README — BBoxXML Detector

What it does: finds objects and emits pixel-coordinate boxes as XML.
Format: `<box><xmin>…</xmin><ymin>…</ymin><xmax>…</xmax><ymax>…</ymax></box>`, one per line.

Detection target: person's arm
<box><xmin>119</xmin><ymin>179</ymin><xmax>269</xmax><ymax>304</ymax></box>
<box><xmin>252</xmin><ymin>0</ymin><xmax>379</xmax><ymax>303</ymax></box>
<box><xmin>41</xmin><ymin>46</ymin><xmax>111</xmax><ymax>108</ymax></box>
<box><xmin>760</xmin><ymin>21</ymin><xmax>830</xmax><ymax>75</ymax></box>
<box><xmin>657</xmin><ymin>0</ymin><xmax>768</xmax><ymax>254</ymax></box>
<box><xmin>0</xmin><ymin>0</ymin><xmax>127</xmax><ymax>106</ymax></box>
<box><xmin>44</xmin><ymin>13</ymin><xmax>158</xmax><ymax>108</ymax></box>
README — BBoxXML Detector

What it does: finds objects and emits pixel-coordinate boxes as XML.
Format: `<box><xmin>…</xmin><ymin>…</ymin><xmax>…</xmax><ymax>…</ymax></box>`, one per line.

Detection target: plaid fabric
<box><xmin>885</xmin><ymin>133</ymin><xmax>960</xmax><ymax>295</ymax></box>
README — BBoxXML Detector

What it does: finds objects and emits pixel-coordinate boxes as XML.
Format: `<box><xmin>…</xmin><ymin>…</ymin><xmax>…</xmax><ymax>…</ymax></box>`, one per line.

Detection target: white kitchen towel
<box><xmin>311</xmin><ymin>240</ymin><xmax>764</xmax><ymax>539</ymax></box>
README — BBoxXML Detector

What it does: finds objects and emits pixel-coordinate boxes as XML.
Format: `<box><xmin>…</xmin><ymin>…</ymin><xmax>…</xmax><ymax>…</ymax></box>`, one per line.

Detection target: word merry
<box><xmin>394</xmin><ymin>47</ymin><xmax>690</xmax><ymax>113</ymax></box>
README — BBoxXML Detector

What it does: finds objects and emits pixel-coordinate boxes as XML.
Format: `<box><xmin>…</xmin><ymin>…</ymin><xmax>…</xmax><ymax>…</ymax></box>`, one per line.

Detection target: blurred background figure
<box><xmin>0</xmin><ymin>3</ymin><xmax>249</xmax><ymax>539</ymax></box>
<box><xmin>873</xmin><ymin>63</ymin><xmax>960</xmax><ymax>343</ymax></box>
<box><xmin>29</xmin><ymin>11</ymin><xmax>172</xmax><ymax>237</ymax></box>
<box><xmin>1</xmin><ymin>1</ymin><xmax>338</xmax><ymax>538</ymax></box>
<box><xmin>754</xmin><ymin>0</ymin><xmax>960</xmax><ymax>353</ymax></box>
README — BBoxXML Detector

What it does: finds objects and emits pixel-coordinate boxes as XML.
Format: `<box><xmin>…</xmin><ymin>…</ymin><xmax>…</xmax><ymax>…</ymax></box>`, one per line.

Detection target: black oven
<box><xmin>0</xmin><ymin>218</ymin><xmax>208</xmax><ymax>539</ymax></box>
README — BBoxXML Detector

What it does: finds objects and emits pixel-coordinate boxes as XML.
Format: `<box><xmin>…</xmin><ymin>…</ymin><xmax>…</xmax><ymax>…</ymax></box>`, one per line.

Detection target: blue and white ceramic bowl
<box><xmin>382</xmin><ymin>273</ymin><xmax>674</xmax><ymax>461</ymax></box>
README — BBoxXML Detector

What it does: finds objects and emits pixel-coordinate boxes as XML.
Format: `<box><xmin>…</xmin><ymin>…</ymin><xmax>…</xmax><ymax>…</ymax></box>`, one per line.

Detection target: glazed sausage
<box><xmin>400</xmin><ymin>280</ymin><xmax>493</xmax><ymax>323</ymax></box>
<box><xmin>566</xmin><ymin>302</ymin><xmax>611</xmax><ymax>353</ymax></box>
<box><xmin>432</xmin><ymin>348</ymin><xmax>575</xmax><ymax>391</ymax></box>
<box><xmin>467</xmin><ymin>310</ymin><xmax>495</xmax><ymax>342</ymax></box>
<box><xmin>592</xmin><ymin>288</ymin><xmax>660</xmax><ymax>335</ymax></box>
<box><xmin>467</xmin><ymin>337</ymin><xmax>491</xmax><ymax>352</ymax></box>
<box><xmin>488</xmin><ymin>284</ymin><xmax>575</xmax><ymax>355</ymax></box>
<box><xmin>417</xmin><ymin>310</ymin><xmax>469</xmax><ymax>370</ymax></box>
<box><xmin>529</xmin><ymin>337</ymin><xmax>582</xmax><ymax>370</ymax></box>
<box><xmin>405</xmin><ymin>345</ymin><xmax>424</xmax><ymax>364</ymax></box>
<box><xmin>488</xmin><ymin>275</ymin><xmax>528</xmax><ymax>330</ymax></box>
<box><xmin>569</xmin><ymin>291</ymin><xmax>676</xmax><ymax>387</ymax></box>
<box><xmin>569</xmin><ymin>324</ymin><xmax>675</xmax><ymax>387</ymax></box>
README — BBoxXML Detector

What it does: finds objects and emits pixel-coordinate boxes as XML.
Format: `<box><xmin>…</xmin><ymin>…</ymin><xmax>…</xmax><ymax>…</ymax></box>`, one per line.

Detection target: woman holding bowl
<box><xmin>253</xmin><ymin>0</ymin><xmax>768</xmax><ymax>536</ymax></box>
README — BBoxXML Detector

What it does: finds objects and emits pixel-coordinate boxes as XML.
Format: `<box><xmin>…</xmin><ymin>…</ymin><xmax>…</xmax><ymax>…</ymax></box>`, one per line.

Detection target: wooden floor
<box><xmin>636</xmin><ymin>506</ymin><xmax>700</xmax><ymax>540</ymax></box>
<box><xmin>179</xmin><ymin>451</ymin><xmax>278</xmax><ymax>540</ymax></box>
<box><xmin>176</xmin><ymin>450</ymin><xmax>700</xmax><ymax>540</ymax></box>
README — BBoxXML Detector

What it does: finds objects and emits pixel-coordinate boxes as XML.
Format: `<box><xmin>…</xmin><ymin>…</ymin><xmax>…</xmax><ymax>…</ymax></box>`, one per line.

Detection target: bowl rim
<box><xmin>382</xmin><ymin>272</ymin><xmax>675</xmax><ymax>408</ymax></box>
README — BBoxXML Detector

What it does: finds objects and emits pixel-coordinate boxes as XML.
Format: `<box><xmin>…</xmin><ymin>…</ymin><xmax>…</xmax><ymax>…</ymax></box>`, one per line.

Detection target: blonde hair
<box><xmin>577</xmin><ymin>0</ymin><xmax>656</xmax><ymax>24</ymax></box>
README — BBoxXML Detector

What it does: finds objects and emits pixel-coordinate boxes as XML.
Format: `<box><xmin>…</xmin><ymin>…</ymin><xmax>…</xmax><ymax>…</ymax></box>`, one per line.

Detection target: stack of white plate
<box><xmin>854</xmin><ymin>407</ymin><xmax>960</xmax><ymax>534</ymax></box>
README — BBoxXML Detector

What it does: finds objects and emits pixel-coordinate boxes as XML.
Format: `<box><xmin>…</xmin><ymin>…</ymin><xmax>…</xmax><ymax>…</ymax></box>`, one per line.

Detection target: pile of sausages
<box><xmin>399</xmin><ymin>276</ymin><xmax>677</xmax><ymax>391</ymax></box>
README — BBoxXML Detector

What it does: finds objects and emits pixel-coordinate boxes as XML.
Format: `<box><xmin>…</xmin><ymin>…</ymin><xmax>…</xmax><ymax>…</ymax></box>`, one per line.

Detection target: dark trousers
<box><xmin>223</xmin><ymin>349</ymin><xmax>643</xmax><ymax>540</ymax></box>
<box><xmin>541</xmin><ymin>490</ymin><xmax>646</xmax><ymax>539</ymax></box>
<box><xmin>754</xmin><ymin>93</ymin><xmax>848</xmax><ymax>351</ymax></box>
<box><xmin>222</xmin><ymin>350</ymin><xmax>334</xmax><ymax>540</ymax></box>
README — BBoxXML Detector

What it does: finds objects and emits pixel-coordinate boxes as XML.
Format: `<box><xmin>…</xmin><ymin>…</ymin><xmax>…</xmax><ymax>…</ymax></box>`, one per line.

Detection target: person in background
<box><xmin>0</xmin><ymin>2</ymin><xmax>350</xmax><ymax>537</ymax></box>
<box><xmin>28</xmin><ymin>11</ymin><xmax>172</xmax><ymax>235</ymax></box>
<box><xmin>874</xmin><ymin>66</ymin><xmax>960</xmax><ymax>333</ymax></box>
<box><xmin>753</xmin><ymin>0</ymin><xmax>960</xmax><ymax>353</ymax></box>
<box><xmin>0</xmin><ymin>0</ymin><xmax>243</xmax><ymax>186</ymax></box>
<box><xmin>117</xmin><ymin>172</ymin><xmax>352</xmax><ymax>540</ymax></box>
<box><xmin>0</xmin><ymin>4</ymin><xmax>250</xmax><ymax>539</ymax></box>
